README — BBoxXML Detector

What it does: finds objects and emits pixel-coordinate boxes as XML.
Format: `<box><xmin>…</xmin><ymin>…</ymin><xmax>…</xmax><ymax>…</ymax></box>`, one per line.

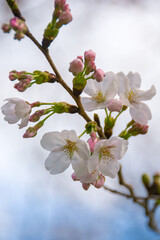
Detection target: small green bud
<box><xmin>73</xmin><ymin>76</ymin><xmax>86</xmax><ymax>96</ymax></box>
<box><xmin>142</xmin><ymin>174</ymin><xmax>150</xmax><ymax>188</ymax></box>
<box><xmin>85</xmin><ymin>121</ymin><xmax>97</xmax><ymax>134</ymax></box>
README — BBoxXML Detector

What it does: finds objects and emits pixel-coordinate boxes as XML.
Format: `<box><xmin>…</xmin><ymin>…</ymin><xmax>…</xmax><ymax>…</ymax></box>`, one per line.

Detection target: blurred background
<box><xmin>0</xmin><ymin>0</ymin><xmax>160</xmax><ymax>239</ymax></box>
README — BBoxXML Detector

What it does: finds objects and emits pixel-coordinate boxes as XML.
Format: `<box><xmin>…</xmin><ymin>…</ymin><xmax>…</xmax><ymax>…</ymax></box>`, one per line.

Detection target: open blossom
<box><xmin>1</xmin><ymin>98</ymin><xmax>31</xmax><ymax>129</ymax></box>
<box><xmin>117</xmin><ymin>72</ymin><xmax>156</xmax><ymax>124</ymax></box>
<box><xmin>81</xmin><ymin>71</ymin><xmax>118</xmax><ymax>111</ymax></box>
<box><xmin>40</xmin><ymin>130</ymin><xmax>90</xmax><ymax>177</ymax></box>
<box><xmin>88</xmin><ymin>137</ymin><xmax>128</xmax><ymax>178</ymax></box>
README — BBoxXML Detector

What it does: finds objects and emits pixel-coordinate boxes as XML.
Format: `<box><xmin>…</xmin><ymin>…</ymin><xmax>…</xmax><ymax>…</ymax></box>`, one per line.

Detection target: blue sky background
<box><xmin>0</xmin><ymin>0</ymin><xmax>160</xmax><ymax>239</ymax></box>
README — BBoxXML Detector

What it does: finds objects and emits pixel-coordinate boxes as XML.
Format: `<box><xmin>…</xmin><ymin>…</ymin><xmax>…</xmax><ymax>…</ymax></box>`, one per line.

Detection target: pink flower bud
<box><xmin>93</xmin><ymin>69</ymin><xmax>105</xmax><ymax>82</ymax></box>
<box><xmin>14</xmin><ymin>78</ymin><xmax>31</xmax><ymax>92</ymax></box>
<box><xmin>85</xmin><ymin>60</ymin><xmax>96</xmax><ymax>75</ymax></box>
<box><xmin>63</xmin><ymin>3</ymin><xmax>70</xmax><ymax>11</ymax></box>
<box><xmin>84</xmin><ymin>50</ymin><xmax>96</xmax><ymax>62</ymax></box>
<box><xmin>82</xmin><ymin>183</ymin><xmax>90</xmax><ymax>191</ymax></box>
<box><xmin>129</xmin><ymin>123</ymin><xmax>149</xmax><ymax>135</ymax></box>
<box><xmin>77</xmin><ymin>56</ymin><xmax>83</xmax><ymax>61</ymax></box>
<box><xmin>87</xmin><ymin>132</ymin><xmax>98</xmax><ymax>153</ymax></box>
<box><xmin>9</xmin><ymin>70</ymin><xmax>18</xmax><ymax>81</ymax></box>
<box><xmin>10</xmin><ymin>17</ymin><xmax>28</xmax><ymax>33</ymax></box>
<box><xmin>29</xmin><ymin>110</ymin><xmax>45</xmax><ymax>122</ymax></box>
<box><xmin>14</xmin><ymin>32</ymin><xmax>25</xmax><ymax>40</ymax></box>
<box><xmin>55</xmin><ymin>0</ymin><xmax>66</xmax><ymax>9</ymax></box>
<box><xmin>56</xmin><ymin>10</ymin><xmax>72</xmax><ymax>28</ymax></box>
<box><xmin>10</xmin><ymin>17</ymin><xmax>19</xmax><ymax>29</ymax></box>
<box><xmin>69</xmin><ymin>58</ymin><xmax>84</xmax><ymax>75</ymax></box>
<box><xmin>93</xmin><ymin>174</ymin><xmax>105</xmax><ymax>189</ymax></box>
<box><xmin>71</xmin><ymin>172</ymin><xmax>80</xmax><ymax>181</ymax></box>
<box><xmin>23</xmin><ymin>127</ymin><xmax>37</xmax><ymax>138</ymax></box>
<box><xmin>30</xmin><ymin>101</ymin><xmax>41</xmax><ymax>108</ymax></box>
<box><xmin>107</xmin><ymin>99</ymin><xmax>123</xmax><ymax>112</ymax></box>
<box><xmin>1</xmin><ymin>23</ymin><xmax>11</xmax><ymax>33</ymax></box>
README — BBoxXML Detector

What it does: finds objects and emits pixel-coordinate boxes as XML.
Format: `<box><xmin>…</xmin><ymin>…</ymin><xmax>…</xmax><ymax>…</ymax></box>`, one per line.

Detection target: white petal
<box><xmin>99</xmin><ymin>159</ymin><xmax>120</xmax><ymax>178</ymax></box>
<box><xmin>1</xmin><ymin>101</ymin><xmax>16</xmax><ymax>116</ymax></box>
<box><xmin>88</xmin><ymin>152</ymin><xmax>100</xmax><ymax>173</ymax></box>
<box><xmin>4</xmin><ymin>114</ymin><xmax>19</xmax><ymax>124</ymax></box>
<box><xmin>119</xmin><ymin>93</ymin><xmax>131</xmax><ymax>107</ymax></box>
<box><xmin>71</xmin><ymin>151</ymin><xmax>88</xmax><ymax>176</ymax></box>
<box><xmin>41</xmin><ymin>132</ymin><xmax>66</xmax><ymax>151</ymax></box>
<box><xmin>15</xmin><ymin>101</ymin><xmax>31</xmax><ymax>118</ymax></box>
<box><xmin>45</xmin><ymin>150</ymin><xmax>70</xmax><ymax>174</ymax></box>
<box><xmin>127</xmin><ymin>72</ymin><xmax>141</xmax><ymax>89</ymax></box>
<box><xmin>76</xmin><ymin>140</ymin><xmax>90</xmax><ymax>160</ymax></box>
<box><xmin>79</xmin><ymin>169</ymin><xmax>99</xmax><ymax>183</ymax></box>
<box><xmin>109</xmin><ymin>138</ymin><xmax>128</xmax><ymax>160</ymax></box>
<box><xmin>102</xmin><ymin>71</ymin><xmax>118</xmax><ymax>100</ymax></box>
<box><xmin>136</xmin><ymin>85</ymin><xmax>156</xmax><ymax>101</ymax></box>
<box><xmin>130</xmin><ymin>102</ymin><xmax>152</xmax><ymax>124</ymax></box>
<box><xmin>61</xmin><ymin>130</ymin><xmax>78</xmax><ymax>142</ymax></box>
<box><xmin>84</xmin><ymin>79</ymin><xmax>101</xmax><ymax>97</ymax></box>
<box><xmin>81</xmin><ymin>97</ymin><xmax>107</xmax><ymax>111</ymax></box>
<box><xmin>117</xmin><ymin>72</ymin><xmax>129</xmax><ymax>95</ymax></box>
<box><xmin>18</xmin><ymin>115</ymin><xmax>29</xmax><ymax>129</ymax></box>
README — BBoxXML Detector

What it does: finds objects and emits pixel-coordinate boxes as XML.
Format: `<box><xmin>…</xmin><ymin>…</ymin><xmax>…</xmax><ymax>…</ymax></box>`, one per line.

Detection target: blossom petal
<box><xmin>45</xmin><ymin>150</ymin><xmax>70</xmax><ymax>174</ymax></box>
<box><xmin>99</xmin><ymin>159</ymin><xmax>120</xmax><ymax>178</ymax></box>
<box><xmin>61</xmin><ymin>130</ymin><xmax>78</xmax><ymax>142</ymax></box>
<box><xmin>81</xmin><ymin>97</ymin><xmax>107</xmax><ymax>111</ymax></box>
<box><xmin>76</xmin><ymin>140</ymin><xmax>90</xmax><ymax>160</ymax></box>
<box><xmin>127</xmin><ymin>72</ymin><xmax>141</xmax><ymax>90</ymax></box>
<box><xmin>1</xmin><ymin>101</ymin><xmax>16</xmax><ymax>115</ymax></box>
<box><xmin>88</xmin><ymin>152</ymin><xmax>100</xmax><ymax>173</ymax></box>
<box><xmin>14</xmin><ymin>100</ymin><xmax>31</xmax><ymax>118</ymax></box>
<box><xmin>40</xmin><ymin>132</ymin><xmax>66</xmax><ymax>151</ymax></box>
<box><xmin>102</xmin><ymin>71</ymin><xmax>118</xmax><ymax>100</ymax></box>
<box><xmin>19</xmin><ymin>114</ymin><xmax>29</xmax><ymax>129</ymax></box>
<box><xmin>4</xmin><ymin>114</ymin><xmax>19</xmax><ymax>124</ymax></box>
<box><xmin>136</xmin><ymin>85</ymin><xmax>156</xmax><ymax>101</ymax></box>
<box><xmin>130</xmin><ymin>102</ymin><xmax>152</xmax><ymax>124</ymax></box>
<box><xmin>109</xmin><ymin>138</ymin><xmax>128</xmax><ymax>160</ymax></box>
<box><xmin>71</xmin><ymin>151</ymin><xmax>88</xmax><ymax>176</ymax></box>
<box><xmin>117</xmin><ymin>72</ymin><xmax>129</xmax><ymax>95</ymax></box>
<box><xmin>83</xmin><ymin>79</ymin><xmax>101</xmax><ymax>97</ymax></box>
<box><xmin>79</xmin><ymin>169</ymin><xmax>99</xmax><ymax>184</ymax></box>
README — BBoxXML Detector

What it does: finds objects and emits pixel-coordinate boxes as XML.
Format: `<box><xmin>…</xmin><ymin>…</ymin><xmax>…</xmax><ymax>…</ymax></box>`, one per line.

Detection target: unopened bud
<box><xmin>128</xmin><ymin>123</ymin><xmax>148</xmax><ymax>136</ymax></box>
<box><xmin>23</xmin><ymin>127</ymin><xmax>37</xmax><ymax>138</ymax></box>
<box><xmin>10</xmin><ymin>17</ymin><xmax>28</xmax><ymax>33</ymax></box>
<box><xmin>9</xmin><ymin>70</ymin><xmax>18</xmax><ymax>80</ymax></box>
<box><xmin>55</xmin><ymin>0</ymin><xmax>66</xmax><ymax>9</ymax></box>
<box><xmin>14</xmin><ymin>32</ymin><xmax>25</xmax><ymax>40</ymax></box>
<box><xmin>1</xmin><ymin>23</ymin><xmax>11</xmax><ymax>33</ymax></box>
<box><xmin>142</xmin><ymin>174</ymin><xmax>150</xmax><ymax>188</ymax></box>
<box><xmin>93</xmin><ymin>174</ymin><xmax>105</xmax><ymax>189</ymax></box>
<box><xmin>85</xmin><ymin>60</ymin><xmax>96</xmax><ymax>75</ymax></box>
<box><xmin>56</xmin><ymin>10</ymin><xmax>73</xmax><ymax>28</ymax></box>
<box><xmin>14</xmin><ymin>78</ymin><xmax>31</xmax><ymax>92</ymax></box>
<box><xmin>69</xmin><ymin>58</ymin><xmax>84</xmax><ymax>75</ymax></box>
<box><xmin>29</xmin><ymin>110</ymin><xmax>46</xmax><ymax>122</ymax></box>
<box><xmin>85</xmin><ymin>121</ymin><xmax>97</xmax><ymax>134</ymax></box>
<box><xmin>82</xmin><ymin>183</ymin><xmax>90</xmax><ymax>191</ymax></box>
<box><xmin>107</xmin><ymin>99</ymin><xmax>123</xmax><ymax>112</ymax></box>
<box><xmin>73</xmin><ymin>76</ymin><xmax>86</xmax><ymax>96</ymax></box>
<box><xmin>71</xmin><ymin>172</ymin><xmax>80</xmax><ymax>181</ymax></box>
<box><xmin>88</xmin><ymin>132</ymin><xmax>98</xmax><ymax>153</ymax></box>
<box><xmin>84</xmin><ymin>49</ymin><xmax>96</xmax><ymax>62</ymax></box>
<box><xmin>93</xmin><ymin>68</ymin><xmax>105</xmax><ymax>82</ymax></box>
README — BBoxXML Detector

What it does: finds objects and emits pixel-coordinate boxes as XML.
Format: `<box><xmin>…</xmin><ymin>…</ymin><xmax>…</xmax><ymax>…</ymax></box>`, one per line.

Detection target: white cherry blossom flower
<box><xmin>88</xmin><ymin>137</ymin><xmax>128</xmax><ymax>178</ymax></box>
<box><xmin>40</xmin><ymin>130</ymin><xmax>90</xmax><ymax>176</ymax></box>
<box><xmin>1</xmin><ymin>98</ymin><xmax>31</xmax><ymax>128</ymax></box>
<box><xmin>117</xmin><ymin>72</ymin><xmax>156</xmax><ymax>124</ymax></box>
<box><xmin>81</xmin><ymin>71</ymin><xmax>118</xmax><ymax>111</ymax></box>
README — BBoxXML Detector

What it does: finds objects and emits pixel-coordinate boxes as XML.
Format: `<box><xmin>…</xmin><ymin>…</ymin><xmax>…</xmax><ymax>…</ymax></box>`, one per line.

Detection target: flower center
<box><xmin>93</xmin><ymin>90</ymin><xmax>105</xmax><ymax>103</ymax></box>
<box><xmin>63</xmin><ymin>140</ymin><xmax>76</xmax><ymax>159</ymax></box>
<box><xmin>128</xmin><ymin>89</ymin><xmax>139</xmax><ymax>103</ymax></box>
<box><xmin>100</xmin><ymin>146</ymin><xmax>114</xmax><ymax>164</ymax></box>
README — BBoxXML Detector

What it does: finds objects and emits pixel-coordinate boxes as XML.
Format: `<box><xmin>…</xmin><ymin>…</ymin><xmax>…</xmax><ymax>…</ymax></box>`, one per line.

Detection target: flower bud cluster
<box><xmin>42</xmin><ymin>0</ymin><xmax>72</xmax><ymax>48</ymax></box>
<box><xmin>69</xmin><ymin>49</ymin><xmax>105</xmax><ymax>96</ymax></box>
<box><xmin>1</xmin><ymin>17</ymin><xmax>28</xmax><ymax>40</ymax></box>
<box><xmin>9</xmin><ymin>70</ymin><xmax>56</xmax><ymax>92</ymax></box>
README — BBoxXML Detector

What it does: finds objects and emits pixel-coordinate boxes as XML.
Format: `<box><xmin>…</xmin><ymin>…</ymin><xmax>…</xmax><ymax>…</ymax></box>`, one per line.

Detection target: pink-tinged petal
<box><xmin>102</xmin><ymin>72</ymin><xmax>118</xmax><ymax>99</ymax></box>
<box><xmin>18</xmin><ymin>114</ymin><xmax>30</xmax><ymax>129</ymax></box>
<box><xmin>1</xmin><ymin>101</ymin><xmax>16</xmax><ymax>115</ymax></box>
<box><xmin>14</xmin><ymin>101</ymin><xmax>31</xmax><ymax>118</ymax></box>
<box><xmin>61</xmin><ymin>130</ymin><xmax>77</xmax><ymax>142</ymax></box>
<box><xmin>88</xmin><ymin>152</ymin><xmax>100</xmax><ymax>173</ymax></box>
<box><xmin>4</xmin><ymin>114</ymin><xmax>19</xmax><ymax>124</ymax></box>
<box><xmin>79</xmin><ymin>169</ymin><xmax>99</xmax><ymax>184</ymax></box>
<box><xmin>71</xmin><ymin>151</ymin><xmax>88</xmax><ymax>177</ymax></box>
<box><xmin>81</xmin><ymin>97</ymin><xmax>107</xmax><ymax>111</ymax></box>
<box><xmin>136</xmin><ymin>85</ymin><xmax>156</xmax><ymax>101</ymax></box>
<box><xmin>45</xmin><ymin>150</ymin><xmax>70</xmax><ymax>174</ymax></box>
<box><xmin>40</xmin><ymin>132</ymin><xmax>66</xmax><ymax>151</ymax></box>
<box><xmin>130</xmin><ymin>102</ymin><xmax>152</xmax><ymax>125</ymax></box>
<box><xmin>99</xmin><ymin>159</ymin><xmax>120</xmax><ymax>178</ymax></box>
<box><xmin>127</xmin><ymin>72</ymin><xmax>141</xmax><ymax>90</ymax></box>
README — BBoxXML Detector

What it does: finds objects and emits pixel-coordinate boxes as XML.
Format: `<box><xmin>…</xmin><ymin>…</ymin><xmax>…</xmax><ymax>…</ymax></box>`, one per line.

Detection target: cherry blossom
<box><xmin>1</xmin><ymin>98</ymin><xmax>31</xmax><ymax>129</ymax></box>
<box><xmin>40</xmin><ymin>130</ymin><xmax>90</xmax><ymax>176</ymax></box>
<box><xmin>81</xmin><ymin>71</ymin><xmax>118</xmax><ymax>111</ymax></box>
<box><xmin>117</xmin><ymin>72</ymin><xmax>156</xmax><ymax>124</ymax></box>
<box><xmin>88</xmin><ymin>137</ymin><xmax>128</xmax><ymax>178</ymax></box>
